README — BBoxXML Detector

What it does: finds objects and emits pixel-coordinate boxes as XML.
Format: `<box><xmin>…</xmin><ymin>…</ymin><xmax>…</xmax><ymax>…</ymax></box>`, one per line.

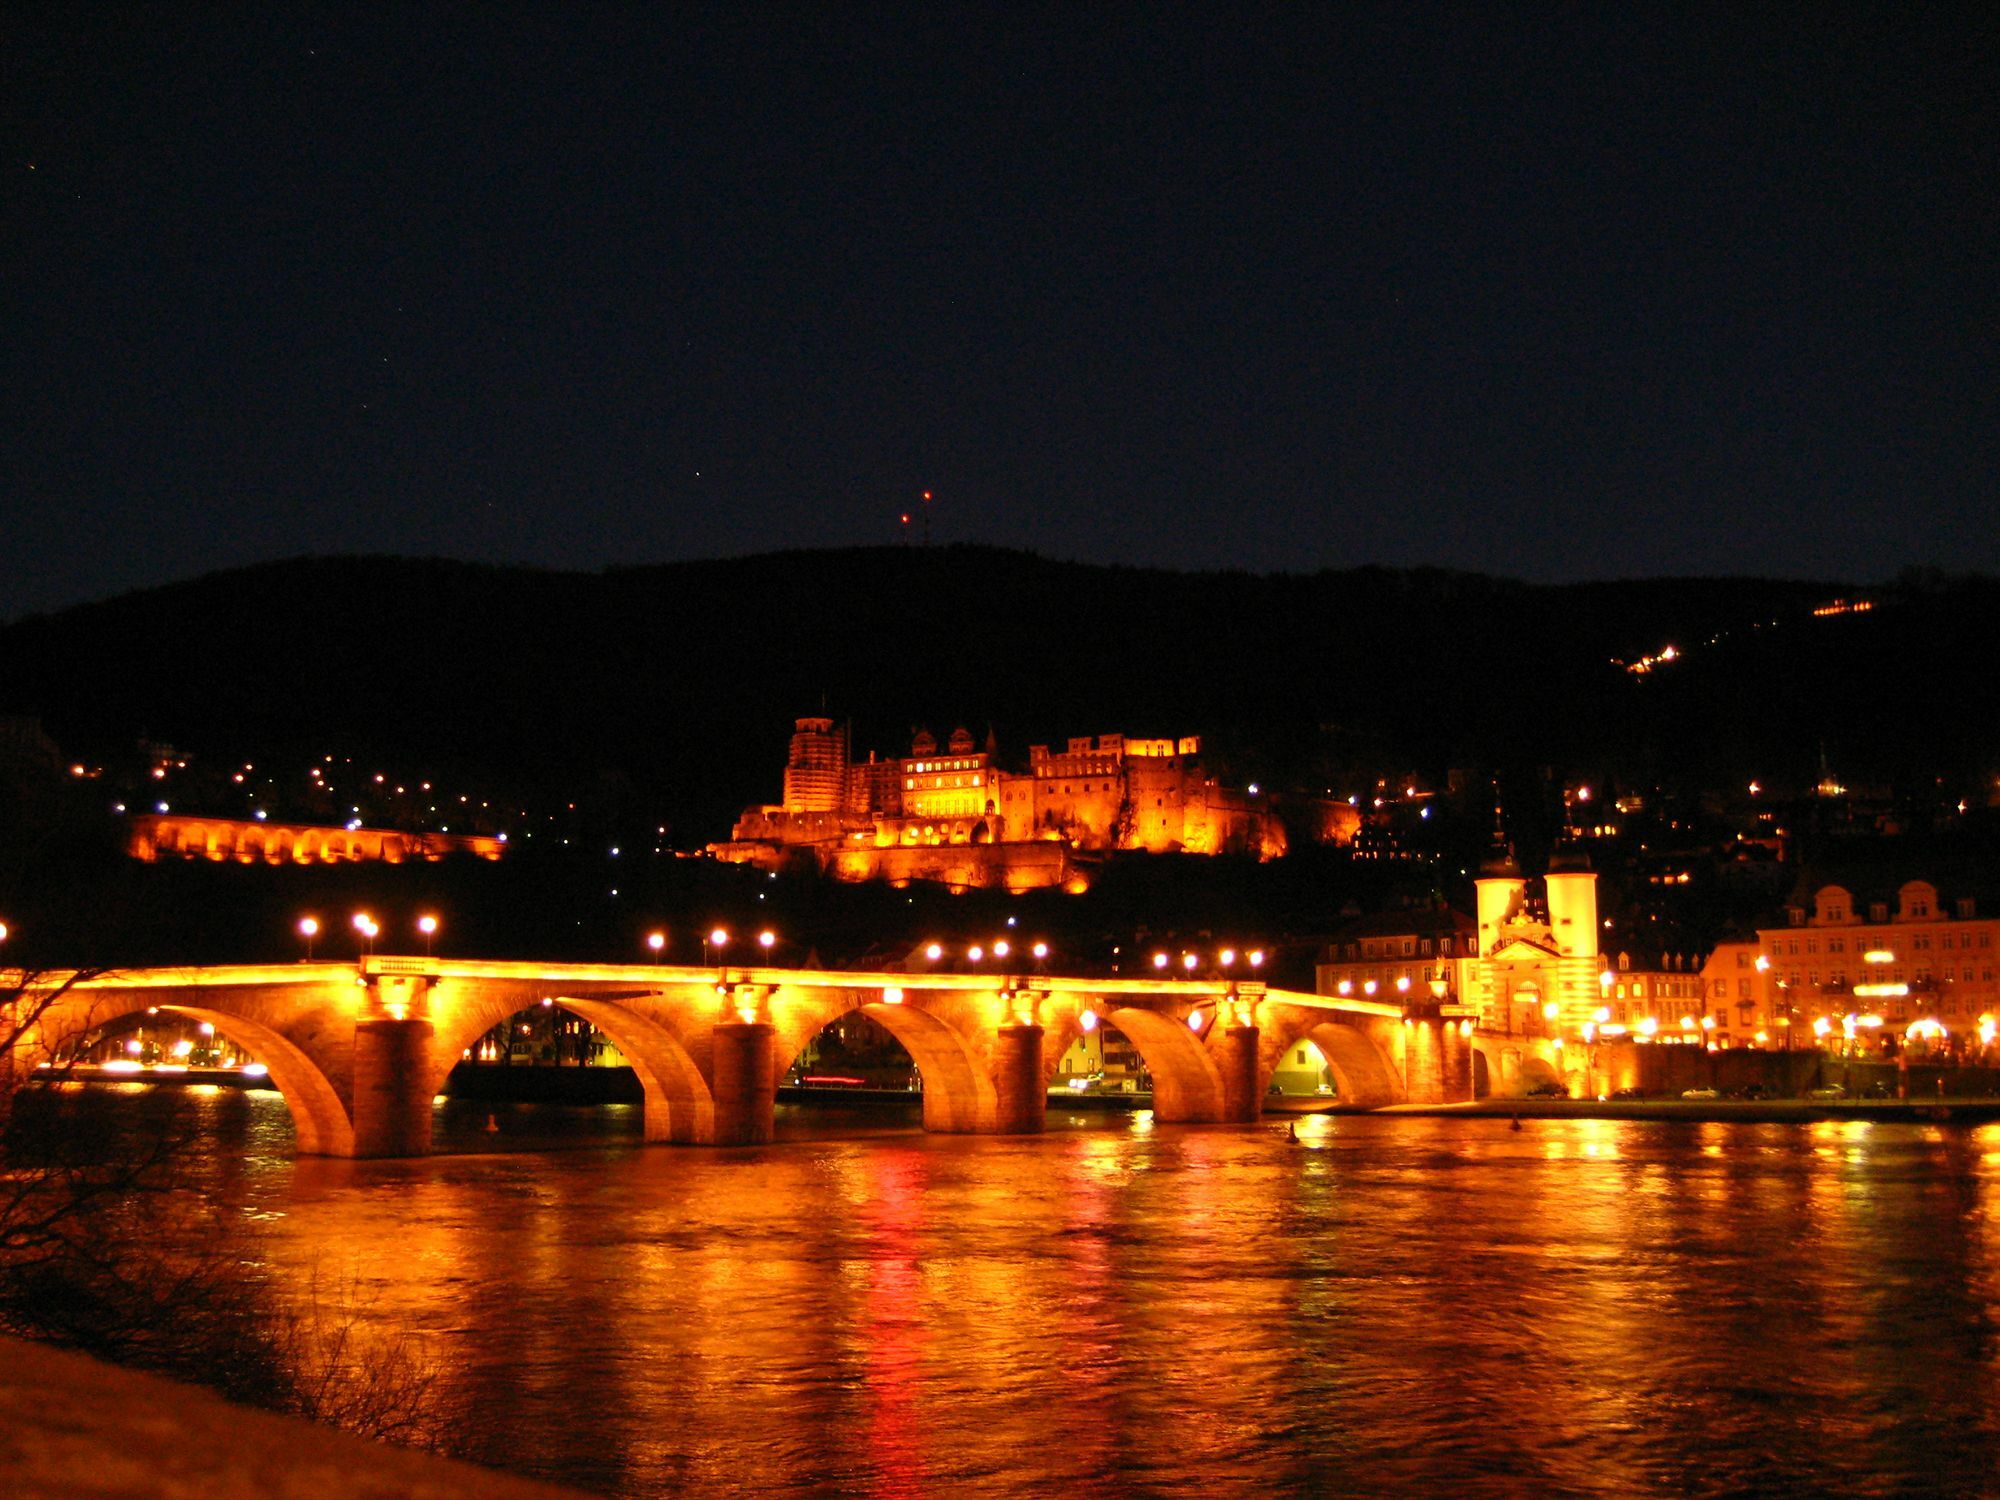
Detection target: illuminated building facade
<box><xmin>1317</xmin><ymin>841</ymin><xmax>1708</xmax><ymax>1093</ymax></box>
<box><xmin>1753</xmin><ymin>875</ymin><xmax>1999</xmax><ymax>1053</ymax></box>
<box><xmin>715</xmin><ymin>716</ymin><xmax>1300</xmax><ymax>889</ymax></box>
<box><xmin>128</xmin><ymin>812</ymin><xmax>505</xmax><ymax>864</ymax></box>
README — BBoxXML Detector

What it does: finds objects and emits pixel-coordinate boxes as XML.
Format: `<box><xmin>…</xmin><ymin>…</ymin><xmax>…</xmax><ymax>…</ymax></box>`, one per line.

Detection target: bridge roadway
<box><xmin>11</xmin><ymin>958</ymin><xmax>1479</xmax><ymax>1157</ymax></box>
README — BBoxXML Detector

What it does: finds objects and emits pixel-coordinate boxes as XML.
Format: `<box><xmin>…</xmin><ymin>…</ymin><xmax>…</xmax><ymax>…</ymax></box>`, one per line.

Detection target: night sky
<box><xmin>5</xmin><ymin>7</ymin><xmax>1994</xmax><ymax>620</ymax></box>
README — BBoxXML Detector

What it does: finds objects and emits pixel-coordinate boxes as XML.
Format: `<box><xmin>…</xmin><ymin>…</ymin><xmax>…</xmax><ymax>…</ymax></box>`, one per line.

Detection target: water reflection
<box><xmin>62</xmin><ymin>1090</ymin><xmax>2000</xmax><ymax>1496</ymax></box>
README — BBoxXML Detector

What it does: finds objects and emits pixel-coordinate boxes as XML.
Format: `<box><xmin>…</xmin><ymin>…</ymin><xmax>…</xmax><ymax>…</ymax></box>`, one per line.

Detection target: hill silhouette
<box><xmin>2</xmin><ymin>547</ymin><xmax>1993</xmax><ymax>841</ymax></box>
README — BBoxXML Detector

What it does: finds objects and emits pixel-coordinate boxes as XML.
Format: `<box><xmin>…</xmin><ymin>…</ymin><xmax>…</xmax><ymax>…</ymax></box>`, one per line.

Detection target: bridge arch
<box><xmin>1472</xmin><ymin>1039</ymin><xmax>1563</xmax><ymax>1098</ymax></box>
<box><xmin>774</xmin><ymin>993</ymin><xmax>998</xmax><ymax>1133</ymax></box>
<box><xmin>430</xmin><ymin>996</ymin><xmax>714</xmax><ymax>1145</ymax></box>
<box><xmin>1101</xmin><ymin>1007</ymin><xmax>1226</xmax><ymax>1122</ymax></box>
<box><xmin>66</xmin><ymin>1000</ymin><xmax>357</xmax><ymax>1157</ymax></box>
<box><xmin>1259</xmin><ymin>1010</ymin><xmax>1403</xmax><ymax>1108</ymax></box>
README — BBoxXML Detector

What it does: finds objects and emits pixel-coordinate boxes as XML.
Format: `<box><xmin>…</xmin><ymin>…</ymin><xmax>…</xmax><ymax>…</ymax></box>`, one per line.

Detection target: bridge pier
<box><xmin>709</xmin><ymin>1020</ymin><xmax>777</xmax><ymax>1145</ymax></box>
<box><xmin>992</xmin><ymin>1023</ymin><xmax>1045</xmax><ymax>1134</ymax></box>
<box><xmin>350</xmin><ymin>1017</ymin><xmax>436</xmax><ymax>1158</ymax></box>
<box><xmin>1219</xmin><ymin>1025</ymin><xmax>1262</xmax><ymax>1123</ymax></box>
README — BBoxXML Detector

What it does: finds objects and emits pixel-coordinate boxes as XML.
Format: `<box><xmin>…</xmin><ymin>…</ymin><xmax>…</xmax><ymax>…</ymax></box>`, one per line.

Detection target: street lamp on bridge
<box><xmin>297</xmin><ymin>916</ymin><xmax>319</xmax><ymax>961</ymax></box>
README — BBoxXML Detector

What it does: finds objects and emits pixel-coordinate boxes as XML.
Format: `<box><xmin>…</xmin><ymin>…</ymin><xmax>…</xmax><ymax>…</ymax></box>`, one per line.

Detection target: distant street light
<box><xmin>646</xmin><ymin>930</ymin><xmax>666</xmax><ymax>957</ymax></box>
<box><xmin>351</xmin><ymin>912</ymin><xmax>378</xmax><ymax>957</ymax></box>
<box><xmin>418</xmin><ymin>914</ymin><xmax>439</xmax><ymax>956</ymax></box>
<box><xmin>758</xmin><ymin>929</ymin><xmax>776</xmax><ymax>959</ymax></box>
<box><xmin>297</xmin><ymin>916</ymin><xmax>319</xmax><ymax>960</ymax></box>
<box><xmin>704</xmin><ymin>927</ymin><xmax>728</xmax><ymax>966</ymax></box>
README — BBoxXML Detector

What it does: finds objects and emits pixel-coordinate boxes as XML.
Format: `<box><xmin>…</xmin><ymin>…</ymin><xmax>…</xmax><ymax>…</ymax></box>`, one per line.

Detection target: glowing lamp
<box><xmin>1395</xmin><ymin>976</ymin><xmax>1411</xmax><ymax>993</ymax></box>
<box><xmin>1219</xmin><ymin>948</ymin><xmax>1236</xmax><ymax>967</ymax></box>
<box><xmin>758</xmin><ymin>929</ymin><xmax>776</xmax><ymax>951</ymax></box>
<box><xmin>1363</xmin><ymin>980</ymin><xmax>1378</xmax><ymax>995</ymax></box>
<box><xmin>994</xmin><ymin>940</ymin><xmax>1011</xmax><ymax>959</ymax></box>
<box><xmin>1248</xmin><ymin>950</ymin><xmax>1265</xmax><ymax>969</ymax></box>
<box><xmin>298</xmin><ymin>917</ymin><xmax>319</xmax><ymax>938</ymax></box>
<box><xmin>1153</xmin><ymin>952</ymin><xmax>1169</xmax><ymax>970</ymax></box>
<box><xmin>709</xmin><ymin>927</ymin><xmax>729</xmax><ymax>948</ymax></box>
<box><xmin>882</xmin><ymin>986</ymin><xmax>904</xmax><ymax>1005</ymax></box>
<box><xmin>417</xmin><ymin>915</ymin><xmax>439</xmax><ymax>937</ymax></box>
<box><xmin>1337</xmin><ymin>980</ymin><xmax>1353</xmax><ymax>996</ymax></box>
<box><xmin>1183</xmin><ymin>953</ymin><xmax>1199</xmax><ymax>973</ymax></box>
<box><xmin>1080</xmin><ymin>1009</ymin><xmax>1098</xmax><ymax>1033</ymax></box>
<box><xmin>1187</xmin><ymin>1011</ymin><xmax>1204</xmax><ymax>1032</ymax></box>
<box><xmin>646</xmin><ymin>931</ymin><xmax>666</xmax><ymax>954</ymax></box>
<box><xmin>925</xmin><ymin>942</ymin><xmax>943</xmax><ymax>961</ymax></box>
<box><xmin>1032</xmin><ymin>942</ymin><xmax>1049</xmax><ymax>960</ymax></box>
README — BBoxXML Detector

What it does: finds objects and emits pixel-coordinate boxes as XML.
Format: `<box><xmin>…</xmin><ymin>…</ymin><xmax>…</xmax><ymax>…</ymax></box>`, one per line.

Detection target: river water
<box><xmin>76</xmin><ymin>1087</ymin><xmax>2000</xmax><ymax>1496</ymax></box>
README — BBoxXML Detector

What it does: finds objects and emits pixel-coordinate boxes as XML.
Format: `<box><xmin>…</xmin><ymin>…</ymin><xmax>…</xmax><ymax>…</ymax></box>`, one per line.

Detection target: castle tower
<box><xmin>1543</xmin><ymin>841</ymin><xmax>1602</xmax><ymax>1028</ymax></box>
<box><xmin>1543</xmin><ymin>843</ymin><xmax>1598</xmax><ymax>958</ymax></box>
<box><xmin>781</xmin><ymin>717</ymin><xmax>848</xmax><ymax>812</ymax></box>
<box><xmin>1474</xmin><ymin>833</ymin><xmax>1524</xmax><ymax>957</ymax></box>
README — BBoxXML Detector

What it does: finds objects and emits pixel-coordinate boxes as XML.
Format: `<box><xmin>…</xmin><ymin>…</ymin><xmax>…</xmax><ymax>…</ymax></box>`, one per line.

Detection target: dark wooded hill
<box><xmin>1</xmin><ymin>548</ymin><xmax>1991</xmax><ymax>841</ymax></box>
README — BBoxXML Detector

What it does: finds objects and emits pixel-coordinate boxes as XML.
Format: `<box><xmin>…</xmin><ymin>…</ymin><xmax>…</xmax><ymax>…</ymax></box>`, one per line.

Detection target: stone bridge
<box><xmin>11</xmin><ymin>958</ymin><xmax>1479</xmax><ymax>1156</ymax></box>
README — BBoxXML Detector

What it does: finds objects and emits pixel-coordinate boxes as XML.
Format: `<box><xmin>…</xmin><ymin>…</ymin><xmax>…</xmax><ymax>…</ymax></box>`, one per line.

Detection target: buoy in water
<box><xmin>1510</xmin><ymin>1114</ymin><xmax>1523</xmax><ymax>1132</ymax></box>
<box><xmin>484</xmin><ymin>1113</ymin><xmax>500</xmax><ymax>1134</ymax></box>
<box><xmin>1287</xmin><ymin>1120</ymin><xmax>1299</xmax><ymax>1142</ymax></box>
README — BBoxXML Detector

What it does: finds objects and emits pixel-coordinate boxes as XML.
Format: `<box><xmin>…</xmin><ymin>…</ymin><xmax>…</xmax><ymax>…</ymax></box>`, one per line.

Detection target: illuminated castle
<box><xmin>712</xmin><ymin>716</ymin><xmax>1302</xmax><ymax>891</ymax></box>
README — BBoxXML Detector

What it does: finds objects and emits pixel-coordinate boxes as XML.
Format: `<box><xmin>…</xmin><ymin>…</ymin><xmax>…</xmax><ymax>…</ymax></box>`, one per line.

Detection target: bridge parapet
<box><xmin>42</xmin><ymin>961</ymin><xmax>1475</xmax><ymax>1156</ymax></box>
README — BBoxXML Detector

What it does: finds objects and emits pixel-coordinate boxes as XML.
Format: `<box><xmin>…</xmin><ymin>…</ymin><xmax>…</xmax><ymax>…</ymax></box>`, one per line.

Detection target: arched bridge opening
<box><xmin>431</xmin><ymin>995</ymin><xmax>715</xmax><ymax>1146</ymax></box>
<box><xmin>47</xmin><ymin>1001</ymin><xmax>356</xmax><ymax>1158</ymax></box>
<box><xmin>777</xmin><ymin>996</ymin><xmax>999</xmax><ymax>1134</ymax></box>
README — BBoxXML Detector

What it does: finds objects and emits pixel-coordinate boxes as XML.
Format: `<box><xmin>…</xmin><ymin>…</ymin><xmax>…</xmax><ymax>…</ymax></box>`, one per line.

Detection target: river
<box><xmin>64</xmin><ymin>1086</ymin><xmax>2000</xmax><ymax>1496</ymax></box>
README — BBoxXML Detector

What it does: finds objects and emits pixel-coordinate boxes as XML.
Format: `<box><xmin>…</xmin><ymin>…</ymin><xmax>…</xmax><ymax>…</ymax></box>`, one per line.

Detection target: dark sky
<box><xmin>5</xmin><ymin>6</ymin><xmax>1994</xmax><ymax>619</ymax></box>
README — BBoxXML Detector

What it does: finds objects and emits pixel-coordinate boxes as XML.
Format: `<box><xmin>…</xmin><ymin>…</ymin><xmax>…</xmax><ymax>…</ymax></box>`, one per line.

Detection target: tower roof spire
<box><xmin>1479</xmin><ymin>782</ymin><xmax>1520</xmax><ymax>878</ymax></box>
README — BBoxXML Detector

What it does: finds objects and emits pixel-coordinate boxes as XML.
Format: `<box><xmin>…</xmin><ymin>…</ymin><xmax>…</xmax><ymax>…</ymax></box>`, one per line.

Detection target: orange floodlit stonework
<box><xmin>127</xmin><ymin>813</ymin><xmax>504</xmax><ymax>865</ymax></box>
<box><xmin>712</xmin><ymin>717</ymin><xmax>1339</xmax><ymax>890</ymax></box>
